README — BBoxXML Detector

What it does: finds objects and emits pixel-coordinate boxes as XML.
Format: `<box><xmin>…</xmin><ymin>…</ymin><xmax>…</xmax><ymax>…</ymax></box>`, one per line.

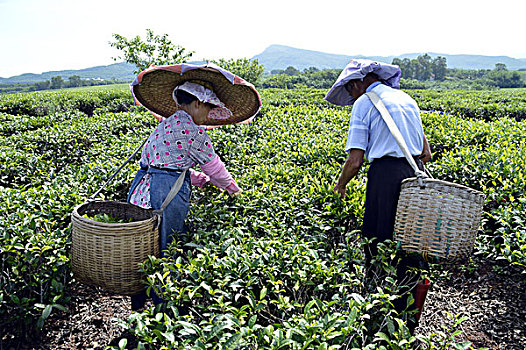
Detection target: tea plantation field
<box><xmin>1</xmin><ymin>87</ymin><xmax>525</xmax><ymax>349</ymax></box>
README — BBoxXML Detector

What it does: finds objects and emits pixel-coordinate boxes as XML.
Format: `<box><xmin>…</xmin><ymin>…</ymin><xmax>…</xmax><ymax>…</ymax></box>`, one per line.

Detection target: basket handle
<box><xmin>365</xmin><ymin>91</ymin><xmax>428</xmax><ymax>182</ymax></box>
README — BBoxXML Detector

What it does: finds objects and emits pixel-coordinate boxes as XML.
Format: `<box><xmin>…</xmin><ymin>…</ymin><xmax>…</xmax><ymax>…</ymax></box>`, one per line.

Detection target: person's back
<box><xmin>350</xmin><ymin>81</ymin><xmax>424</xmax><ymax>162</ymax></box>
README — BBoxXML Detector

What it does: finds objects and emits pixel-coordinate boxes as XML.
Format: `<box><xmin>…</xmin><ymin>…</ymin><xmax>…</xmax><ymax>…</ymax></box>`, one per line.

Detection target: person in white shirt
<box><xmin>326</xmin><ymin>59</ymin><xmax>432</xmax><ymax>333</ymax></box>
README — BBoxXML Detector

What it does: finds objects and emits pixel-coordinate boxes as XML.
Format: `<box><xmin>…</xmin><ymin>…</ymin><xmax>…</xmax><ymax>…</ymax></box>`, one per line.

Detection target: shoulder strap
<box><xmin>365</xmin><ymin>91</ymin><xmax>427</xmax><ymax>179</ymax></box>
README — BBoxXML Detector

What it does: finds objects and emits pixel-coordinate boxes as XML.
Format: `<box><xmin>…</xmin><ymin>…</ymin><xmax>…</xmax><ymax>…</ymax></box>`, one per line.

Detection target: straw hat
<box><xmin>325</xmin><ymin>59</ymin><xmax>401</xmax><ymax>106</ymax></box>
<box><xmin>131</xmin><ymin>63</ymin><xmax>262</xmax><ymax>125</ymax></box>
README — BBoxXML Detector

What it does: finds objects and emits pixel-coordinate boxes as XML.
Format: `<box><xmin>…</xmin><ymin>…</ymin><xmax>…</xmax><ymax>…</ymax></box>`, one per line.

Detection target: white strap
<box><xmin>365</xmin><ymin>91</ymin><xmax>427</xmax><ymax>179</ymax></box>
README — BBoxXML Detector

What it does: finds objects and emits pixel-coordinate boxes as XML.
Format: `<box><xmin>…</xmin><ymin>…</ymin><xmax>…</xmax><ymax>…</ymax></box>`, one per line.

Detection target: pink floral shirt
<box><xmin>142</xmin><ymin>109</ymin><xmax>216</xmax><ymax>169</ymax></box>
<box><xmin>129</xmin><ymin>110</ymin><xmax>217</xmax><ymax>208</ymax></box>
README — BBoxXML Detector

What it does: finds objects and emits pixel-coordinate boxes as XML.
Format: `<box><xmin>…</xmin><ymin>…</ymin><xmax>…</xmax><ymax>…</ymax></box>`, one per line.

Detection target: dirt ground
<box><xmin>1</xmin><ymin>258</ymin><xmax>525</xmax><ymax>350</ymax></box>
<box><xmin>418</xmin><ymin>260</ymin><xmax>526</xmax><ymax>349</ymax></box>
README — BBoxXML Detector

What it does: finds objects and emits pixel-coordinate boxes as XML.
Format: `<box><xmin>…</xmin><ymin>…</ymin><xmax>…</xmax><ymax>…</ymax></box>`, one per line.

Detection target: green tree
<box><xmin>209</xmin><ymin>58</ymin><xmax>264</xmax><ymax>85</ymax></box>
<box><xmin>431</xmin><ymin>56</ymin><xmax>447</xmax><ymax>81</ymax></box>
<box><xmin>68</xmin><ymin>75</ymin><xmax>82</xmax><ymax>87</ymax></box>
<box><xmin>494</xmin><ymin>63</ymin><xmax>507</xmax><ymax>71</ymax></box>
<box><xmin>260</xmin><ymin>68</ymin><xmax>342</xmax><ymax>89</ymax></box>
<box><xmin>392</xmin><ymin>58</ymin><xmax>414</xmax><ymax>79</ymax></box>
<box><xmin>284</xmin><ymin>66</ymin><xmax>299</xmax><ymax>76</ymax></box>
<box><xmin>416</xmin><ymin>54</ymin><xmax>432</xmax><ymax>81</ymax></box>
<box><xmin>109</xmin><ymin>29</ymin><xmax>193</xmax><ymax>74</ymax></box>
<box><xmin>31</xmin><ymin>80</ymin><xmax>51</xmax><ymax>91</ymax></box>
<box><xmin>447</xmin><ymin>68</ymin><xmax>489</xmax><ymax>80</ymax></box>
<box><xmin>302</xmin><ymin>68</ymin><xmax>341</xmax><ymax>88</ymax></box>
<box><xmin>394</xmin><ymin>55</ymin><xmax>434</xmax><ymax>81</ymax></box>
<box><xmin>261</xmin><ymin>73</ymin><xmax>294</xmax><ymax>88</ymax></box>
<box><xmin>50</xmin><ymin>76</ymin><xmax>64</xmax><ymax>89</ymax></box>
<box><xmin>303</xmin><ymin>67</ymin><xmax>319</xmax><ymax>74</ymax></box>
<box><xmin>487</xmin><ymin>66</ymin><xmax>523</xmax><ymax>88</ymax></box>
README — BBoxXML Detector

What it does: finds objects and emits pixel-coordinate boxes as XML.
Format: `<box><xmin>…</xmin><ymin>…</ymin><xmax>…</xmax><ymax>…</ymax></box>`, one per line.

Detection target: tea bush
<box><xmin>423</xmin><ymin>112</ymin><xmax>526</xmax><ymax>268</ymax></box>
<box><xmin>1</xmin><ymin>86</ymin><xmax>525</xmax><ymax>348</ymax></box>
<box><xmin>0</xmin><ymin>99</ymin><xmax>154</xmax><ymax>335</ymax></box>
<box><xmin>0</xmin><ymin>88</ymin><xmax>134</xmax><ymax>117</ymax></box>
<box><xmin>408</xmin><ymin>88</ymin><xmax>526</xmax><ymax>121</ymax></box>
<box><xmin>112</xmin><ymin>90</ymin><xmax>526</xmax><ymax>348</ymax></box>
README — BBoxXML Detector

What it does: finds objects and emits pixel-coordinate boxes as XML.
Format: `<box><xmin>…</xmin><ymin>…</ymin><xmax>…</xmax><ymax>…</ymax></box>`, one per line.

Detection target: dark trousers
<box><xmin>362</xmin><ymin>156</ymin><xmax>426</xmax><ymax>331</ymax></box>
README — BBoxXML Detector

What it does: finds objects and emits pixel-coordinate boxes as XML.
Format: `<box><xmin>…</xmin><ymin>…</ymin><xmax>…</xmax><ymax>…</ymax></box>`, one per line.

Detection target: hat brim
<box><xmin>131</xmin><ymin>63</ymin><xmax>262</xmax><ymax>125</ymax></box>
<box><xmin>325</xmin><ymin>59</ymin><xmax>401</xmax><ymax>106</ymax></box>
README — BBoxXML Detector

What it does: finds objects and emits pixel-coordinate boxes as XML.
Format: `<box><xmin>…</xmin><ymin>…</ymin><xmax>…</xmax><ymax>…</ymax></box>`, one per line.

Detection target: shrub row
<box><xmin>408</xmin><ymin>88</ymin><xmax>526</xmax><ymax>121</ymax></box>
<box><xmin>1</xmin><ymin>87</ymin><xmax>525</xmax><ymax>348</ymax></box>
<box><xmin>0</xmin><ymin>88</ymin><xmax>134</xmax><ymax>117</ymax></box>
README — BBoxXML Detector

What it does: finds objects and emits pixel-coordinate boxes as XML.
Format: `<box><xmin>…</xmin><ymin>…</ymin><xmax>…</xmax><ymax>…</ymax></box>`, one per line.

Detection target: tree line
<box><xmin>0</xmin><ymin>76</ymin><xmax>127</xmax><ymax>94</ymax></box>
<box><xmin>393</xmin><ymin>54</ymin><xmax>524</xmax><ymax>88</ymax></box>
<box><xmin>261</xmin><ymin>57</ymin><xmax>525</xmax><ymax>90</ymax></box>
<box><xmin>392</xmin><ymin>54</ymin><xmax>447</xmax><ymax>81</ymax></box>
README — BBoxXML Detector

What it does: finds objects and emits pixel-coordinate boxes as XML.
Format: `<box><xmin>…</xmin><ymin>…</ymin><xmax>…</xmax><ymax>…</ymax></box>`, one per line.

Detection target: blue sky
<box><xmin>0</xmin><ymin>0</ymin><xmax>524</xmax><ymax>78</ymax></box>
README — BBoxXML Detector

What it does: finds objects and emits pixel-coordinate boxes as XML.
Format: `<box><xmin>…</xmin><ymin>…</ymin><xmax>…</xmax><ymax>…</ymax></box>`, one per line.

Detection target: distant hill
<box><xmin>2</xmin><ymin>45</ymin><xmax>526</xmax><ymax>84</ymax></box>
<box><xmin>253</xmin><ymin>44</ymin><xmax>526</xmax><ymax>72</ymax></box>
<box><xmin>0</xmin><ymin>62</ymin><xmax>137</xmax><ymax>84</ymax></box>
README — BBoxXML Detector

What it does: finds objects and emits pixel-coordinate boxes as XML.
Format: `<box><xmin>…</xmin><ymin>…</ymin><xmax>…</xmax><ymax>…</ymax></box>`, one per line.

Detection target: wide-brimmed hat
<box><xmin>131</xmin><ymin>62</ymin><xmax>262</xmax><ymax>125</ymax></box>
<box><xmin>325</xmin><ymin>59</ymin><xmax>401</xmax><ymax>106</ymax></box>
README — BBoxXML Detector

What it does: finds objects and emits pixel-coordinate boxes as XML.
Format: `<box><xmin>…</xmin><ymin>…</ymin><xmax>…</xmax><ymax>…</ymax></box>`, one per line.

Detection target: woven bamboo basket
<box><xmin>393</xmin><ymin>177</ymin><xmax>485</xmax><ymax>259</ymax></box>
<box><xmin>71</xmin><ymin>200</ymin><xmax>160</xmax><ymax>295</ymax></box>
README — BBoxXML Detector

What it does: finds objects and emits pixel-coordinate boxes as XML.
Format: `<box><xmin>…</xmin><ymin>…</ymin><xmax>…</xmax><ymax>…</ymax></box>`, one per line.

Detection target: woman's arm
<box><xmin>201</xmin><ymin>155</ymin><xmax>241</xmax><ymax>195</ymax></box>
<box><xmin>189</xmin><ymin>169</ymin><xmax>210</xmax><ymax>187</ymax></box>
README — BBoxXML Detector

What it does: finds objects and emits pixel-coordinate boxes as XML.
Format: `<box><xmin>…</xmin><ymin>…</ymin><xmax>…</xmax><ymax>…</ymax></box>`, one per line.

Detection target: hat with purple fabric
<box><xmin>325</xmin><ymin>59</ymin><xmax>401</xmax><ymax>106</ymax></box>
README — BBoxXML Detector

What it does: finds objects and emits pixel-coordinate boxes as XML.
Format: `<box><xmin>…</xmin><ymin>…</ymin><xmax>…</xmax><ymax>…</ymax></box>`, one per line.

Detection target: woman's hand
<box><xmin>229</xmin><ymin>189</ymin><xmax>243</xmax><ymax>198</ymax></box>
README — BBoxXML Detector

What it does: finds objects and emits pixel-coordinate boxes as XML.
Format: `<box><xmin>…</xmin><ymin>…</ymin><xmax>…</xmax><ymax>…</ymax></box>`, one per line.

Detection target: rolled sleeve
<box><xmin>345</xmin><ymin>111</ymin><xmax>369</xmax><ymax>152</ymax></box>
<box><xmin>201</xmin><ymin>155</ymin><xmax>239</xmax><ymax>192</ymax></box>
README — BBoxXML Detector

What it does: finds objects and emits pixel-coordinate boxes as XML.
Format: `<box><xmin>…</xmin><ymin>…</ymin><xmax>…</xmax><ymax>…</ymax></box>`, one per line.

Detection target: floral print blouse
<box><xmin>129</xmin><ymin>110</ymin><xmax>217</xmax><ymax>208</ymax></box>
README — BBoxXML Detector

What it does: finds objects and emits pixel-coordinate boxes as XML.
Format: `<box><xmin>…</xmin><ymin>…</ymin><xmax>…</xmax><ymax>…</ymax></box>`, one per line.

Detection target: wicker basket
<box><xmin>71</xmin><ymin>200</ymin><xmax>160</xmax><ymax>295</ymax></box>
<box><xmin>394</xmin><ymin>177</ymin><xmax>485</xmax><ymax>259</ymax></box>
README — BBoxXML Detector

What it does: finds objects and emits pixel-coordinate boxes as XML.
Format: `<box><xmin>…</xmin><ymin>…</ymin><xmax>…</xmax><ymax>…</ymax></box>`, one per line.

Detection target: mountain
<box><xmin>252</xmin><ymin>45</ymin><xmax>353</xmax><ymax>72</ymax></box>
<box><xmin>0</xmin><ymin>62</ymin><xmax>137</xmax><ymax>84</ymax></box>
<box><xmin>252</xmin><ymin>44</ymin><xmax>526</xmax><ymax>72</ymax></box>
<box><xmin>2</xmin><ymin>46</ymin><xmax>526</xmax><ymax>84</ymax></box>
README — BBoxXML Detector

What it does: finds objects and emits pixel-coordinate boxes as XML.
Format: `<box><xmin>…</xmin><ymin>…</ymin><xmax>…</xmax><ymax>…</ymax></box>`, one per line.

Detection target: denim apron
<box><xmin>127</xmin><ymin>166</ymin><xmax>192</xmax><ymax>256</ymax></box>
<box><xmin>127</xmin><ymin>166</ymin><xmax>191</xmax><ymax>307</ymax></box>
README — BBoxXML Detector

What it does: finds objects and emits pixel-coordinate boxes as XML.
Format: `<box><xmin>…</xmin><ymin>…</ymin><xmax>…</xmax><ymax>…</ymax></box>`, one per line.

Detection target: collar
<box><xmin>366</xmin><ymin>81</ymin><xmax>382</xmax><ymax>92</ymax></box>
<box><xmin>169</xmin><ymin>109</ymin><xmax>193</xmax><ymax>122</ymax></box>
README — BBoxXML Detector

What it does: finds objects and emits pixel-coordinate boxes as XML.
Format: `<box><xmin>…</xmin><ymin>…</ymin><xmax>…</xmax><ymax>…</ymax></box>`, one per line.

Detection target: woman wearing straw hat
<box><xmin>325</xmin><ymin>59</ymin><xmax>431</xmax><ymax>333</ymax></box>
<box><xmin>128</xmin><ymin>63</ymin><xmax>261</xmax><ymax>309</ymax></box>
